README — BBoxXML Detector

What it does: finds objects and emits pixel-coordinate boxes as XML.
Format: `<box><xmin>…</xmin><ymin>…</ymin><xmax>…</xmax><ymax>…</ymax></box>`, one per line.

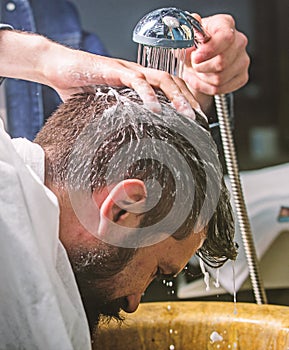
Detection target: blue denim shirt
<box><xmin>1</xmin><ymin>0</ymin><xmax>108</xmax><ymax>140</ymax></box>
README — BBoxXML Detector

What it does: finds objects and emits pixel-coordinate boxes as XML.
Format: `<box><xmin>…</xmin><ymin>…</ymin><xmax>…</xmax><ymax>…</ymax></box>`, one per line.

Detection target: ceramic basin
<box><xmin>93</xmin><ymin>301</ymin><xmax>289</xmax><ymax>349</ymax></box>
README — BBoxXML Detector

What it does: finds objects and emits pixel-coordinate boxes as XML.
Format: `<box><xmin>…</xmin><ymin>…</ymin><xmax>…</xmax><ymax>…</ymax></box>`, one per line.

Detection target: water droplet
<box><xmin>210</xmin><ymin>331</ymin><xmax>223</xmax><ymax>343</ymax></box>
<box><xmin>199</xmin><ymin>258</ymin><xmax>210</xmax><ymax>291</ymax></box>
<box><xmin>213</xmin><ymin>268</ymin><xmax>220</xmax><ymax>288</ymax></box>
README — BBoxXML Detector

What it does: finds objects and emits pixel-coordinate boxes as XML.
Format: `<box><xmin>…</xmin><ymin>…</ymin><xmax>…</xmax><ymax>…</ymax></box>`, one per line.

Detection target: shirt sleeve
<box><xmin>0</xmin><ymin>23</ymin><xmax>13</xmax><ymax>30</ymax></box>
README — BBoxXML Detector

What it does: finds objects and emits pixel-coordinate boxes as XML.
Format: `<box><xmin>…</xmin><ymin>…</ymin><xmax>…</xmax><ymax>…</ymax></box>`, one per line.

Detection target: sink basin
<box><xmin>93</xmin><ymin>301</ymin><xmax>289</xmax><ymax>349</ymax></box>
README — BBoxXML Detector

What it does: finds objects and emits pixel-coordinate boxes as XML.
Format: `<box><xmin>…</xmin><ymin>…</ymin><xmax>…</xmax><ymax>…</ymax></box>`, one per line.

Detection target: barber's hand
<box><xmin>44</xmin><ymin>47</ymin><xmax>198</xmax><ymax>119</ymax></box>
<box><xmin>183</xmin><ymin>14</ymin><xmax>250</xmax><ymax>113</ymax></box>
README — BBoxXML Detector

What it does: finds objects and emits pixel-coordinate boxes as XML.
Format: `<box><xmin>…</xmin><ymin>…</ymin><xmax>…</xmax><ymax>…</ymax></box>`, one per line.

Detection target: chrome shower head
<box><xmin>133</xmin><ymin>7</ymin><xmax>209</xmax><ymax>76</ymax></box>
<box><xmin>133</xmin><ymin>7</ymin><xmax>195</xmax><ymax>49</ymax></box>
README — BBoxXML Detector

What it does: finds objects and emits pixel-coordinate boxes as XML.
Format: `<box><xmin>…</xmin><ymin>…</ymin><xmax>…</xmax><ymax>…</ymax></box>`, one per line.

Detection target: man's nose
<box><xmin>123</xmin><ymin>293</ymin><xmax>142</xmax><ymax>313</ymax></box>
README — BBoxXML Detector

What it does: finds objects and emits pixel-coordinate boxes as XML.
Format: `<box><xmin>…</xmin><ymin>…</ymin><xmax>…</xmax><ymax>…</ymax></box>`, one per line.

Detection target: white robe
<box><xmin>0</xmin><ymin>119</ymin><xmax>91</xmax><ymax>349</ymax></box>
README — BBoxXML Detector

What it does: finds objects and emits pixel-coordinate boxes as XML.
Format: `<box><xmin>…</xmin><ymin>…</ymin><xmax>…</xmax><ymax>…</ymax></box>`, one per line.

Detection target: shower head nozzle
<box><xmin>133</xmin><ymin>7</ymin><xmax>209</xmax><ymax>77</ymax></box>
<box><xmin>133</xmin><ymin>7</ymin><xmax>196</xmax><ymax>49</ymax></box>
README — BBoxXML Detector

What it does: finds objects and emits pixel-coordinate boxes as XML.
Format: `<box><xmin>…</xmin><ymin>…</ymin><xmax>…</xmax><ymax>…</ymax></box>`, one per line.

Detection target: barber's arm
<box><xmin>0</xmin><ymin>24</ymin><xmax>13</xmax><ymax>85</ymax></box>
<box><xmin>0</xmin><ymin>28</ymin><xmax>198</xmax><ymax>118</ymax></box>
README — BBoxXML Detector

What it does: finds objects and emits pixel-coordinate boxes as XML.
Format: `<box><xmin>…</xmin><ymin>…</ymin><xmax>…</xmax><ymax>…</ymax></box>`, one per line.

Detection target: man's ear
<box><xmin>96</xmin><ymin>179</ymin><xmax>147</xmax><ymax>238</ymax></box>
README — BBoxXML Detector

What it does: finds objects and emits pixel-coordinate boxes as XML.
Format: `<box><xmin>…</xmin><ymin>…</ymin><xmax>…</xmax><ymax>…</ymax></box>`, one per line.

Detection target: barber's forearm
<box><xmin>0</xmin><ymin>29</ymin><xmax>58</xmax><ymax>86</ymax></box>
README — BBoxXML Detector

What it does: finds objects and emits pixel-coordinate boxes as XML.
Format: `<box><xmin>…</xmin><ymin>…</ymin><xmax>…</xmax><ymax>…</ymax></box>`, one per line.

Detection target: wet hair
<box><xmin>34</xmin><ymin>86</ymin><xmax>237</xmax><ymax>267</ymax></box>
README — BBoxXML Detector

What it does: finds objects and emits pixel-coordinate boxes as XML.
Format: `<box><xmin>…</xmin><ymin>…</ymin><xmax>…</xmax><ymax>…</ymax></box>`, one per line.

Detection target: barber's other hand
<box><xmin>183</xmin><ymin>14</ymin><xmax>250</xmax><ymax>112</ymax></box>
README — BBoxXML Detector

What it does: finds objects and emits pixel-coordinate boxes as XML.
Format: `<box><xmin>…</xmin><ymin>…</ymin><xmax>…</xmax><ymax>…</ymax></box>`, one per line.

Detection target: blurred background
<box><xmin>70</xmin><ymin>0</ymin><xmax>288</xmax><ymax>171</ymax></box>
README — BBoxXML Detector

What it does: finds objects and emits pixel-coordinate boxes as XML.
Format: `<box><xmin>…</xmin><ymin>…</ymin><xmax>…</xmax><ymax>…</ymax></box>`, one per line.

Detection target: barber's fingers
<box><xmin>119</xmin><ymin>60</ymin><xmax>197</xmax><ymax>118</ymax></box>
<box><xmin>123</xmin><ymin>74</ymin><xmax>163</xmax><ymax>113</ymax></box>
<box><xmin>192</xmin><ymin>31</ymin><xmax>249</xmax><ymax>74</ymax></box>
<box><xmin>192</xmin><ymin>49</ymin><xmax>235</xmax><ymax>75</ymax></box>
<box><xmin>191</xmin><ymin>49</ymin><xmax>249</xmax><ymax>95</ymax></box>
<box><xmin>152</xmin><ymin>72</ymin><xmax>198</xmax><ymax>118</ymax></box>
<box><xmin>186</xmin><ymin>70</ymin><xmax>249</xmax><ymax>96</ymax></box>
<box><xmin>168</xmin><ymin>75</ymin><xmax>200</xmax><ymax>117</ymax></box>
<box><xmin>184</xmin><ymin>60</ymin><xmax>249</xmax><ymax>96</ymax></box>
<box><xmin>191</xmin><ymin>15</ymin><xmax>238</xmax><ymax>64</ymax></box>
<box><xmin>81</xmin><ymin>57</ymin><xmax>161</xmax><ymax>113</ymax></box>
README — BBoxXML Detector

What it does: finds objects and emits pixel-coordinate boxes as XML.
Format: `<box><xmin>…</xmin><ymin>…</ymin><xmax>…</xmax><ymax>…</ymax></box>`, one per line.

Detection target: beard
<box><xmin>66</xmin><ymin>242</ymin><xmax>136</xmax><ymax>333</ymax></box>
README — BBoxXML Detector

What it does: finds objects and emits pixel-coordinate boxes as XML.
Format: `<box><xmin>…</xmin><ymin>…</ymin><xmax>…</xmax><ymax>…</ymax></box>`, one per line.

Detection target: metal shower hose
<box><xmin>215</xmin><ymin>94</ymin><xmax>267</xmax><ymax>304</ymax></box>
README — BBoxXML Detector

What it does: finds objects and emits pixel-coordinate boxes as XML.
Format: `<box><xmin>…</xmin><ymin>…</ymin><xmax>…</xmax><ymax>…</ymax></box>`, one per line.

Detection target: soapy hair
<box><xmin>35</xmin><ymin>86</ymin><xmax>237</xmax><ymax>267</ymax></box>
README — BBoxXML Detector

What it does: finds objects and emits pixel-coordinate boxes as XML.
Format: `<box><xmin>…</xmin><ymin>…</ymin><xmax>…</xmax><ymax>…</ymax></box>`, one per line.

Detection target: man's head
<box><xmin>34</xmin><ymin>86</ymin><xmax>236</xmax><ymax>330</ymax></box>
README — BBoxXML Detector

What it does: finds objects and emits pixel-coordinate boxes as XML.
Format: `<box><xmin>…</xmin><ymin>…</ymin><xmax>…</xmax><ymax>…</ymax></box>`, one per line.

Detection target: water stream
<box><xmin>157</xmin><ymin>259</ymin><xmax>240</xmax><ymax>349</ymax></box>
